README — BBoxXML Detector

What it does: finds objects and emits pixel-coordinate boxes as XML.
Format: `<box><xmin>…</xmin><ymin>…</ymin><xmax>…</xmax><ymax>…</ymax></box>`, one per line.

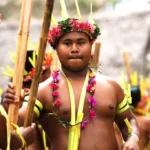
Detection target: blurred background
<box><xmin>0</xmin><ymin>0</ymin><xmax>150</xmax><ymax>90</ymax></box>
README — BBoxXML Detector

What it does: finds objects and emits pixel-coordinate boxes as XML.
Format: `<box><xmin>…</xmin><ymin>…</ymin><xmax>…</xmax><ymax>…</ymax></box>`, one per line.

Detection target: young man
<box><xmin>3</xmin><ymin>18</ymin><xmax>139</xmax><ymax>150</ymax></box>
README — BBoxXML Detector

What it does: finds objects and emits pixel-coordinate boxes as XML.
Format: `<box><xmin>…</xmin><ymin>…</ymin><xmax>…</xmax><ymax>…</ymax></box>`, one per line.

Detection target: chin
<box><xmin>64</xmin><ymin>65</ymin><xmax>88</xmax><ymax>72</ymax></box>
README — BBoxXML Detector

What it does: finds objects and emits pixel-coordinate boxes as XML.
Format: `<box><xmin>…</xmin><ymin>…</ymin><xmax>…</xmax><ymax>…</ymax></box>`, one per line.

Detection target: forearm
<box><xmin>121</xmin><ymin>118</ymin><xmax>139</xmax><ymax>141</ymax></box>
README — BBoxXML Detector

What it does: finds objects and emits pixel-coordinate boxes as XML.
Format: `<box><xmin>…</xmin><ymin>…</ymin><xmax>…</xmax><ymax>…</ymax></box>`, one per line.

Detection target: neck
<box><xmin>61</xmin><ymin>66</ymin><xmax>89</xmax><ymax>79</ymax></box>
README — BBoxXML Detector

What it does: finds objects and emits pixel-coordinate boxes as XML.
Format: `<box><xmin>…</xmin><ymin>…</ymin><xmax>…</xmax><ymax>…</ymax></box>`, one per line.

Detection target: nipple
<box><xmin>63</xmin><ymin>108</ymin><xmax>69</xmax><ymax>114</ymax></box>
<box><xmin>109</xmin><ymin>104</ymin><xmax>114</xmax><ymax>110</ymax></box>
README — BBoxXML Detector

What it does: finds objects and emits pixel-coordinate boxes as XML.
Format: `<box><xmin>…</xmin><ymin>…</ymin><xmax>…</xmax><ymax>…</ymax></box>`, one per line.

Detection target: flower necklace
<box><xmin>50</xmin><ymin>69</ymin><xmax>97</xmax><ymax>129</ymax></box>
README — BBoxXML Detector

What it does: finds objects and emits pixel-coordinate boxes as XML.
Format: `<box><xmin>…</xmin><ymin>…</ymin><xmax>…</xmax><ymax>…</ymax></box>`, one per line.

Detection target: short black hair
<box><xmin>25</xmin><ymin>50</ymin><xmax>37</xmax><ymax>72</ymax></box>
<box><xmin>131</xmin><ymin>86</ymin><xmax>141</xmax><ymax>107</ymax></box>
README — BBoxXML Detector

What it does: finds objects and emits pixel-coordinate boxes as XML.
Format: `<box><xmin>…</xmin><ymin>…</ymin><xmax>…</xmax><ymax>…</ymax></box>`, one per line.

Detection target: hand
<box><xmin>3</xmin><ymin>82</ymin><xmax>20</xmax><ymax>111</ymax></box>
<box><xmin>20</xmin><ymin>123</ymin><xmax>36</xmax><ymax>146</ymax></box>
<box><xmin>123</xmin><ymin>136</ymin><xmax>139</xmax><ymax>150</ymax></box>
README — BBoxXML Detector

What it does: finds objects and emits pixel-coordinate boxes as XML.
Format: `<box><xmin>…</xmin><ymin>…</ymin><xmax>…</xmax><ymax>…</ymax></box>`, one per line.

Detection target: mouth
<box><xmin>68</xmin><ymin>56</ymin><xmax>82</xmax><ymax>59</ymax></box>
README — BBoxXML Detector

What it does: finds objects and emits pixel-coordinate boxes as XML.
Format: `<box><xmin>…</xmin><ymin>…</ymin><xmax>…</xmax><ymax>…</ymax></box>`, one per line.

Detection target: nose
<box><xmin>71</xmin><ymin>43</ymin><xmax>79</xmax><ymax>53</ymax></box>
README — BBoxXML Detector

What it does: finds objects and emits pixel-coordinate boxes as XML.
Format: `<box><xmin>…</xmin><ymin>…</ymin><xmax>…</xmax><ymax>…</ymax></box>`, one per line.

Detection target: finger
<box><xmin>6</xmin><ymin>87</ymin><xmax>16</xmax><ymax>95</ymax></box>
<box><xmin>8</xmin><ymin>82</ymin><xmax>14</xmax><ymax>88</ymax></box>
<box><xmin>4</xmin><ymin>93</ymin><xmax>18</xmax><ymax>101</ymax></box>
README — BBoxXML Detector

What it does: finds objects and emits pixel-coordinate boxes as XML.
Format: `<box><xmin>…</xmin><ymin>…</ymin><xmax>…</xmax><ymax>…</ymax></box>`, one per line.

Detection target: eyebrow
<box><xmin>63</xmin><ymin>38</ymin><xmax>87</xmax><ymax>42</ymax></box>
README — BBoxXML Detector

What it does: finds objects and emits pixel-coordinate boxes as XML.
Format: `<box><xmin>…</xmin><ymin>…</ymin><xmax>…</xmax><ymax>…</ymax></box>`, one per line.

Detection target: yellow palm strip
<box><xmin>38</xmin><ymin>124</ymin><xmax>47</xmax><ymax>150</ymax></box>
<box><xmin>131</xmin><ymin>72</ymin><xmax>138</xmax><ymax>86</ymax></box>
<box><xmin>60</xmin><ymin>0</ymin><xmax>69</xmax><ymax>20</ymax></box>
<box><xmin>11</xmin><ymin>123</ymin><xmax>27</xmax><ymax>149</ymax></box>
<box><xmin>8</xmin><ymin>51</ymin><xmax>16</xmax><ymax>64</ymax></box>
<box><xmin>124</xmin><ymin>118</ymin><xmax>132</xmax><ymax>135</ymax></box>
<box><xmin>88</xmin><ymin>2</ymin><xmax>94</xmax><ymax>24</ymax></box>
<box><xmin>72</xmin><ymin>71</ymin><xmax>89</xmax><ymax>150</ymax></box>
<box><xmin>28</xmin><ymin>51</ymin><xmax>36</xmax><ymax>68</ymax></box>
<box><xmin>0</xmin><ymin>104</ymin><xmax>11</xmax><ymax>150</ymax></box>
<box><xmin>1</xmin><ymin>65</ymin><xmax>14</xmax><ymax>78</ymax></box>
<box><xmin>51</xmin><ymin>14</ymin><xmax>57</xmax><ymax>27</ymax></box>
<box><xmin>62</xmin><ymin>70</ymin><xmax>89</xmax><ymax>150</ymax></box>
<box><xmin>75</xmin><ymin>0</ymin><xmax>82</xmax><ymax>21</ymax></box>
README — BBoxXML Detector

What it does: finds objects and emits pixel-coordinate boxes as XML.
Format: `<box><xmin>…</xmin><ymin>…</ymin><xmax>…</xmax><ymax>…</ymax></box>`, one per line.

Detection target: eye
<box><xmin>63</xmin><ymin>41</ymin><xmax>71</xmax><ymax>46</ymax></box>
<box><xmin>78</xmin><ymin>40</ymin><xmax>85</xmax><ymax>45</ymax></box>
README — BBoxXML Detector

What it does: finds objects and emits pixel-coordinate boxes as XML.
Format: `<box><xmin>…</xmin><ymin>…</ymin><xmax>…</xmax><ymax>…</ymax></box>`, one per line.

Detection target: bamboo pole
<box><xmin>123</xmin><ymin>51</ymin><xmax>132</xmax><ymax>84</ymax></box>
<box><xmin>8</xmin><ymin>0</ymin><xmax>33</xmax><ymax>129</ymax></box>
<box><xmin>24</xmin><ymin>0</ymin><xmax>55</xmax><ymax>127</ymax></box>
<box><xmin>91</xmin><ymin>41</ymin><xmax>101</xmax><ymax>68</ymax></box>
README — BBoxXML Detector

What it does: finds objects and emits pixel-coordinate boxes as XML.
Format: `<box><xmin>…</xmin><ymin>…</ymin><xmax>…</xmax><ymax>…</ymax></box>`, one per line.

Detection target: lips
<box><xmin>68</xmin><ymin>56</ymin><xmax>82</xmax><ymax>59</ymax></box>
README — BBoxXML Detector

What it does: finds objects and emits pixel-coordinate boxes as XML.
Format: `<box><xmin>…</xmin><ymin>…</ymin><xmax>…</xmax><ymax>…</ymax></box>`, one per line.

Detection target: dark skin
<box><xmin>114</xmin><ymin>89</ymin><xmax>150</xmax><ymax>150</ymax></box>
<box><xmin>0</xmin><ymin>113</ymin><xmax>36</xmax><ymax>149</ymax></box>
<box><xmin>1</xmin><ymin>69</ymin><xmax>51</xmax><ymax>150</ymax></box>
<box><xmin>135</xmin><ymin>114</ymin><xmax>150</xmax><ymax>150</ymax></box>
<box><xmin>114</xmin><ymin>113</ymin><xmax>150</xmax><ymax>150</ymax></box>
<box><xmin>4</xmin><ymin>31</ymin><xmax>139</xmax><ymax>150</ymax></box>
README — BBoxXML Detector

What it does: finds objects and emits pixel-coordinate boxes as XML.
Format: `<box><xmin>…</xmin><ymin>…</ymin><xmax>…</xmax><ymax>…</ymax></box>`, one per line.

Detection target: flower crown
<box><xmin>48</xmin><ymin>18</ymin><xmax>100</xmax><ymax>49</ymax></box>
<box><xmin>48</xmin><ymin>0</ymin><xmax>101</xmax><ymax>49</ymax></box>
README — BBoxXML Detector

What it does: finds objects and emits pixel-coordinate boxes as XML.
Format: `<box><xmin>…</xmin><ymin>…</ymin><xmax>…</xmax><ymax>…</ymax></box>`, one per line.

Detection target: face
<box><xmin>56</xmin><ymin>31</ymin><xmax>92</xmax><ymax>72</ymax></box>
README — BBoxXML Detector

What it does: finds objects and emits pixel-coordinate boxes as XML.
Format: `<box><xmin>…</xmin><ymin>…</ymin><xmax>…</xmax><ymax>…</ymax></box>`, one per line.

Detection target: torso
<box><xmin>38</xmin><ymin>72</ymin><xmax>119</xmax><ymax>150</ymax></box>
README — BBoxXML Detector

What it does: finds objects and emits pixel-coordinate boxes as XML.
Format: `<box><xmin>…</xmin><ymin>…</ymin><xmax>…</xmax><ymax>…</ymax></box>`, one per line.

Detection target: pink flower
<box><xmin>81</xmin><ymin>120</ymin><xmax>89</xmax><ymax>129</ymax></box>
<box><xmin>91</xmin><ymin>100</ymin><xmax>96</xmax><ymax>107</ymax></box>
<box><xmin>89</xmin><ymin>110</ymin><xmax>96</xmax><ymax>119</ymax></box>
<box><xmin>88</xmin><ymin>96</ymin><xmax>97</xmax><ymax>107</ymax></box>
<box><xmin>88</xmin><ymin>96</ymin><xmax>95</xmax><ymax>103</ymax></box>
<box><xmin>52</xmin><ymin>91</ymin><xmax>59</xmax><ymax>97</ymax></box>
<box><xmin>52</xmin><ymin>70</ymin><xmax>59</xmax><ymax>83</ymax></box>
<box><xmin>54</xmin><ymin>100</ymin><xmax>61</xmax><ymax>108</ymax></box>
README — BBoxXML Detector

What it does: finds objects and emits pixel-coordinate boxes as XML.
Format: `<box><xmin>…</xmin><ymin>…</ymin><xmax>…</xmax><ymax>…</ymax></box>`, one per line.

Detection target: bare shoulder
<box><xmin>95</xmin><ymin>73</ymin><xmax>122</xmax><ymax>89</ymax></box>
<box><xmin>95</xmin><ymin>73</ymin><xmax>124</xmax><ymax>103</ymax></box>
<box><xmin>37</xmin><ymin>77</ymin><xmax>53</xmax><ymax>104</ymax></box>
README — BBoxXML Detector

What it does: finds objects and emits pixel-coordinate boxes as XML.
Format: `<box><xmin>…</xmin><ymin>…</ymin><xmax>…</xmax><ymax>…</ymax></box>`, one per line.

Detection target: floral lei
<box><xmin>48</xmin><ymin>18</ymin><xmax>101</xmax><ymax>49</ymax></box>
<box><xmin>50</xmin><ymin>70</ymin><xmax>96</xmax><ymax>129</ymax></box>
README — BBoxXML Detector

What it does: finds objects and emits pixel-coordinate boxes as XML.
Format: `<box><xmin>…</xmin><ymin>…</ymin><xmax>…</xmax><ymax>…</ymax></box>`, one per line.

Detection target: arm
<box><xmin>114</xmin><ymin>81</ymin><xmax>139</xmax><ymax>150</ymax></box>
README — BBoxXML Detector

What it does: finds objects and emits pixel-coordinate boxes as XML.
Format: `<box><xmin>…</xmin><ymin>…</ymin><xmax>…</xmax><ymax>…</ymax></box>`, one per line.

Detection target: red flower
<box><xmin>29</xmin><ymin>68</ymin><xmax>35</xmax><ymax>78</ymax></box>
<box><xmin>52</xmin><ymin>91</ymin><xmax>59</xmax><ymax>97</ymax></box>
<box><xmin>50</xmin><ymin>83</ymin><xmax>59</xmax><ymax>89</ymax></box>
<box><xmin>54</xmin><ymin>100</ymin><xmax>61</xmax><ymax>108</ymax></box>
<box><xmin>86</xmin><ymin>85</ymin><xmax>92</xmax><ymax>92</ymax></box>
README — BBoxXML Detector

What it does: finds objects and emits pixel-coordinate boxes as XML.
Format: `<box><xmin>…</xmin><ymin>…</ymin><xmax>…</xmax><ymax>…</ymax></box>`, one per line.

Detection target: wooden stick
<box><xmin>7</xmin><ymin>0</ymin><xmax>26</xmax><ymax>128</ymax></box>
<box><xmin>8</xmin><ymin>0</ymin><xmax>33</xmax><ymax>129</ymax></box>
<box><xmin>24</xmin><ymin>0</ymin><xmax>55</xmax><ymax>127</ymax></box>
<box><xmin>91</xmin><ymin>41</ymin><xmax>101</xmax><ymax>68</ymax></box>
<box><xmin>123</xmin><ymin>51</ymin><xmax>132</xmax><ymax>84</ymax></box>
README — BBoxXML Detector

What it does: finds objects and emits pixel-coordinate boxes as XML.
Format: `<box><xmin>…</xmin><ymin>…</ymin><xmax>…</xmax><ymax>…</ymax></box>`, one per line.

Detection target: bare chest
<box><xmin>45</xmin><ymin>82</ymin><xmax>117</xmax><ymax>123</ymax></box>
